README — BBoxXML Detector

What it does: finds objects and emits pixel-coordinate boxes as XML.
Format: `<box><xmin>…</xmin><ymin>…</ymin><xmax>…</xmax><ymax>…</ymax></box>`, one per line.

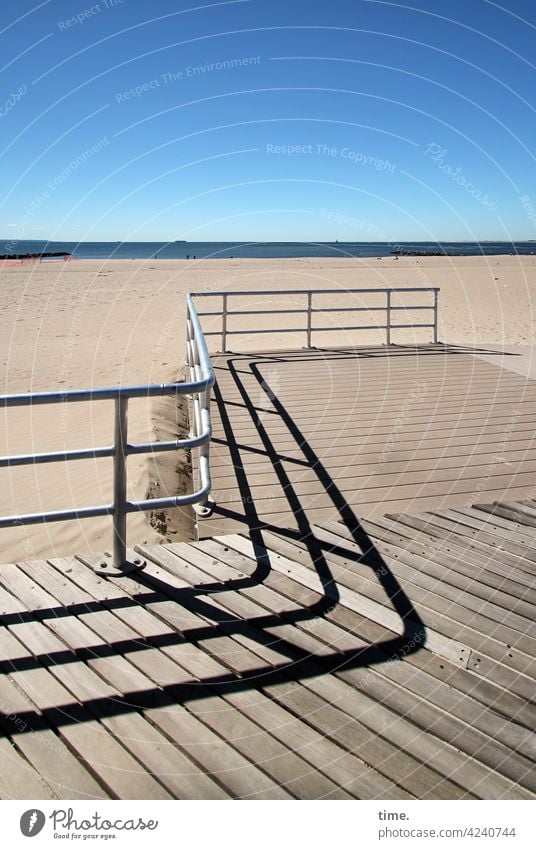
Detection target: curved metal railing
<box><xmin>0</xmin><ymin>293</ymin><xmax>214</xmax><ymax>574</ymax></box>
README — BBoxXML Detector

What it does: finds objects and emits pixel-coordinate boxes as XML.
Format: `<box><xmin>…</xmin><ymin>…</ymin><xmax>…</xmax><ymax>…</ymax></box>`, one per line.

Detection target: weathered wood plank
<box><xmin>155</xmin><ymin>541</ymin><xmax>532</xmax><ymax>799</ymax></box>
<box><xmin>316</xmin><ymin>520</ymin><xmax>536</xmax><ymax>675</ymax></box>
<box><xmin>217</xmin><ymin>529</ymin><xmax>535</xmax><ymax>702</ymax></box>
<box><xmin>144</xmin><ymin>547</ymin><xmax>468</xmax><ymax>800</ymax></box>
<box><xmin>0</xmin><ymin>738</ymin><xmax>56</xmax><ymax>800</ymax></box>
<box><xmin>386</xmin><ymin>513</ymin><xmax>536</xmax><ymax>590</ymax></box>
<box><xmin>0</xmin><ymin>567</ymin><xmax>174</xmax><ymax>799</ymax></box>
<box><xmin>191</xmin><ymin>537</ymin><xmax>535</xmax><ymax>728</ymax></box>
<box><xmin>77</xmin><ymin>551</ymin><xmax>352</xmax><ymax>799</ymax></box>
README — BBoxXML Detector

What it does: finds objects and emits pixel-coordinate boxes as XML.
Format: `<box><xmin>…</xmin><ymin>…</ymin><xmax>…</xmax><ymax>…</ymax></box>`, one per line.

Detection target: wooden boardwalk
<box><xmin>0</xmin><ymin>501</ymin><xmax>535</xmax><ymax>799</ymax></box>
<box><xmin>197</xmin><ymin>344</ymin><xmax>536</xmax><ymax>538</ymax></box>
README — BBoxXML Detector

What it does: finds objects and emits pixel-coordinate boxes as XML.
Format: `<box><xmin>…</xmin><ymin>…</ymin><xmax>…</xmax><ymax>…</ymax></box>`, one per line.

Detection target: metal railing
<box><xmin>192</xmin><ymin>287</ymin><xmax>439</xmax><ymax>351</ymax></box>
<box><xmin>0</xmin><ymin>294</ymin><xmax>214</xmax><ymax>575</ymax></box>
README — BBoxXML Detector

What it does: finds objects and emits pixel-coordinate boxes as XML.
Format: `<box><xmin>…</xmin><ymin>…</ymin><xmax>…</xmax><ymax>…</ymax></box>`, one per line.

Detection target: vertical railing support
<box><xmin>306</xmin><ymin>291</ymin><xmax>312</xmax><ymax>348</ymax></box>
<box><xmin>194</xmin><ymin>389</ymin><xmax>212</xmax><ymax>516</ymax></box>
<box><xmin>95</xmin><ymin>395</ymin><xmax>144</xmax><ymax>577</ymax></box>
<box><xmin>222</xmin><ymin>293</ymin><xmax>228</xmax><ymax>352</ymax></box>
<box><xmin>433</xmin><ymin>289</ymin><xmax>439</xmax><ymax>343</ymax></box>
<box><xmin>386</xmin><ymin>290</ymin><xmax>391</xmax><ymax>345</ymax></box>
<box><xmin>112</xmin><ymin>395</ymin><xmax>128</xmax><ymax>568</ymax></box>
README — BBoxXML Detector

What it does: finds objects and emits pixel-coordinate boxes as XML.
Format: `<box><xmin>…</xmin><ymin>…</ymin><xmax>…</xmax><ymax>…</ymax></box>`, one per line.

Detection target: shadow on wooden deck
<box><xmin>0</xmin><ymin>346</ymin><xmax>534</xmax><ymax>800</ymax></box>
<box><xmin>201</xmin><ymin>344</ymin><xmax>536</xmax><ymax>534</ymax></box>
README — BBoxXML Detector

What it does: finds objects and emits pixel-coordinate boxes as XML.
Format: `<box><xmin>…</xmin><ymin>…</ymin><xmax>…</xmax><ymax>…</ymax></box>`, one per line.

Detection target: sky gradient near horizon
<box><xmin>1</xmin><ymin>0</ymin><xmax>536</xmax><ymax>242</ymax></box>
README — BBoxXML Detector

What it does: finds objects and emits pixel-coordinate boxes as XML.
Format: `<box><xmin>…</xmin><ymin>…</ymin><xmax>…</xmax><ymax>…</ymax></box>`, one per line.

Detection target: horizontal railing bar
<box><xmin>129</xmin><ymin>454</ymin><xmax>211</xmax><ymax>512</ymax></box>
<box><xmin>222</xmin><ymin>327</ymin><xmax>307</xmax><ymax>335</ymax></box>
<box><xmin>310</xmin><ymin>323</ymin><xmax>437</xmax><ymax>332</ymax></box>
<box><xmin>390</xmin><ymin>323</ymin><xmax>436</xmax><ymax>329</ymax></box>
<box><xmin>199</xmin><ymin>308</ymin><xmax>309</xmax><ymax>317</ymax></box>
<box><xmin>192</xmin><ymin>287</ymin><xmax>439</xmax><ymax>296</ymax></box>
<box><xmin>312</xmin><ymin>323</ymin><xmax>436</xmax><ymax>332</ymax></box>
<box><xmin>128</xmin><ymin>489</ymin><xmax>211</xmax><ymax>513</ymax></box>
<box><xmin>0</xmin><ymin>429</ymin><xmax>212</xmax><ymax>468</ymax></box>
<box><xmin>0</xmin><ymin>465</ymin><xmax>212</xmax><ymax>529</ymax></box>
<box><xmin>310</xmin><ymin>324</ymin><xmax>389</xmax><ymax>332</ymax></box>
<box><xmin>311</xmin><ymin>305</ymin><xmax>434</xmax><ymax>313</ymax></box>
<box><xmin>0</xmin><ymin>504</ymin><xmax>113</xmax><ymax>528</ymax></box>
<box><xmin>200</xmin><ymin>305</ymin><xmax>435</xmax><ymax>317</ymax></box>
<box><xmin>126</xmin><ymin>429</ymin><xmax>210</xmax><ymax>455</ymax></box>
<box><xmin>0</xmin><ymin>446</ymin><xmax>115</xmax><ymax>467</ymax></box>
<box><xmin>219</xmin><ymin>324</ymin><xmax>435</xmax><ymax>335</ymax></box>
<box><xmin>0</xmin><ymin>378</ymin><xmax>212</xmax><ymax>408</ymax></box>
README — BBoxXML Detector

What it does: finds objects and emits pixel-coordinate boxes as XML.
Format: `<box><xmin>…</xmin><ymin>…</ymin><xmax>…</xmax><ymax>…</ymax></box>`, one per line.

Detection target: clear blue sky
<box><xmin>1</xmin><ymin>0</ymin><xmax>535</xmax><ymax>241</ymax></box>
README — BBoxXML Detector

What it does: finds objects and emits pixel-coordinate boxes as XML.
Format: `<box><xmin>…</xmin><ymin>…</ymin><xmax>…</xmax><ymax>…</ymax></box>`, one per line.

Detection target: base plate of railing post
<box><xmin>92</xmin><ymin>556</ymin><xmax>146</xmax><ymax>578</ymax></box>
<box><xmin>194</xmin><ymin>500</ymin><xmax>213</xmax><ymax>518</ymax></box>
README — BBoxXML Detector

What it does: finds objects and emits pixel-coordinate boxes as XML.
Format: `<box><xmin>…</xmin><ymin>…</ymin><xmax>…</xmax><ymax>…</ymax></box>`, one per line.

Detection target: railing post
<box><xmin>306</xmin><ymin>292</ymin><xmax>312</xmax><ymax>348</ymax></box>
<box><xmin>95</xmin><ymin>395</ymin><xmax>144</xmax><ymax>577</ymax></box>
<box><xmin>433</xmin><ymin>289</ymin><xmax>439</xmax><ymax>343</ymax></box>
<box><xmin>194</xmin><ymin>387</ymin><xmax>212</xmax><ymax>516</ymax></box>
<box><xmin>386</xmin><ymin>289</ymin><xmax>391</xmax><ymax>345</ymax></box>
<box><xmin>222</xmin><ymin>293</ymin><xmax>228</xmax><ymax>352</ymax></box>
<box><xmin>112</xmin><ymin>395</ymin><xmax>128</xmax><ymax>569</ymax></box>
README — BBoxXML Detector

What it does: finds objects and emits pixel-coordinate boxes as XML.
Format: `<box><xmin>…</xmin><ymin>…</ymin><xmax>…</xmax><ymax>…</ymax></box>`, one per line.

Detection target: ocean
<box><xmin>1</xmin><ymin>239</ymin><xmax>535</xmax><ymax>260</ymax></box>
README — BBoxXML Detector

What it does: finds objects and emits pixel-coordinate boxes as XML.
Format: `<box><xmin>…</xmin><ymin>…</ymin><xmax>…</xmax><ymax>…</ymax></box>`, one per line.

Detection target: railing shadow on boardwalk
<box><xmin>1</xmin><ymin>343</ymin><xmax>522</xmax><ymax>734</ymax></box>
<box><xmin>192</xmin><ymin>348</ymin><xmax>433</xmax><ymax>664</ymax></box>
<box><xmin>197</xmin><ymin>341</ymin><xmax>525</xmax><ymax>681</ymax></box>
<box><xmin>0</xmin><ymin>354</ymin><xmax>430</xmax><ymax>738</ymax></box>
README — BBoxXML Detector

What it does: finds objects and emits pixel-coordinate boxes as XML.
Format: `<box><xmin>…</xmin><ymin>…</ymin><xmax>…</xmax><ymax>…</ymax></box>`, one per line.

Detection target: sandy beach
<box><xmin>1</xmin><ymin>254</ymin><xmax>535</xmax><ymax>564</ymax></box>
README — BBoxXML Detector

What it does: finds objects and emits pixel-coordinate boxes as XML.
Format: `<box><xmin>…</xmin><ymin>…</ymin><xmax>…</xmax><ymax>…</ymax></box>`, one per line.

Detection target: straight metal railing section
<box><xmin>191</xmin><ymin>287</ymin><xmax>439</xmax><ymax>351</ymax></box>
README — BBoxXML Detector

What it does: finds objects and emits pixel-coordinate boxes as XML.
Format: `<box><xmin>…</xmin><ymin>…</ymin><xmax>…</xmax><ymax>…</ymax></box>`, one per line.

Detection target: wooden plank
<box><xmin>216</xmin><ymin>388</ymin><xmax>536</xmax><ymax>419</ymax></box>
<box><xmin>184</xmin><ymin>538</ymin><xmax>534</xmax><ymax>745</ymax></box>
<box><xmin>447</xmin><ymin>508</ymin><xmax>536</xmax><ymax>553</ymax></box>
<box><xmin>12</xmin><ymin>560</ymin><xmax>236</xmax><ymax>799</ymax></box>
<box><xmin>195</xmin><ymin>487</ymin><xmax>536</xmax><ymax>541</ymax></box>
<box><xmin>45</xmin><ymin>559</ymin><xmax>293</xmax><ymax>800</ymax></box>
<box><xmin>255</xmin><ymin>521</ymin><xmax>536</xmax><ymax>654</ymax></box>
<box><xmin>134</xmin><ymin>545</ymin><xmax>451</xmax><ymax>798</ymax></box>
<box><xmin>209</xmin><ymin>439</ymin><xmax>536</xmax><ymax>478</ymax></box>
<box><xmin>209</xmin><ymin>421</ymin><xmax>536</xmax><ymax>457</ymax></box>
<box><xmin>0</xmin><ymin>568</ymin><xmax>174</xmax><ymax>799</ymax></box>
<box><xmin>220</xmin><ymin>529</ymin><xmax>536</xmax><ymax>702</ymax></box>
<box><xmin>388</xmin><ymin>513</ymin><xmax>536</xmax><ymax>589</ymax></box>
<box><xmin>424</xmin><ymin>509</ymin><xmax>536</xmax><ymax>564</ymax></box>
<box><xmin>214</xmin><ymin>366</ymin><xmax>534</xmax><ymax>388</ymax></box>
<box><xmin>212</xmin><ymin>460</ymin><xmax>536</xmax><ymax>506</ymax></box>
<box><xmin>192</xmin><ymin>537</ymin><xmax>536</xmax><ymax>731</ymax></box>
<box><xmin>0</xmin><ymin>662</ymin><xmax>107</xmax><ymax>800</ymax></box>
<box><xmin>0</xmin><ymin>738</ymin><xmax>55</xmax><ymax>800</ymax></box>
<box><xmin>375</xmin><ymin>515</ymin><xmax>536</xmax><ymax>612</ymax></box>
<box><xmin>76</xmin><ymin>552</ymin><xmax>352</xmax><ymax>799</ymax></box>
<box><xmin>154</xmin><ymin>541</ymin><xmax>532</xmax><ymax>799</ymax></box>
<box><xmin>462</xmin><ymin>505</ymin><xmax>536</xmax><ymax>544</ymax></box>
<box><xmin>317</xmin><ymin>519</ymin><xmax>536</xmax><ymax>669</ymax></box>
<box><xmin>143</xmin><ymin>705</ymin><xmax>293</xmax><ymax>800</ymax></box>
<box><xmin>195</xmin><ymin>536</ymin><xmax>536</xmax><ymax>773</ymax></box>
<box><xmin>211</xmin><ymin>458</ymin><xmax>536</xmax><ymax>505</ymax></box>
<box><xmin>143</xmin><ymin>547</ymin><xmax>469</xmax><ymax>800</ymax></box>
<box><xmin>213</xmin><ymin>410</ymin><xmax>536</xmax><ymax>445</ymax></box>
